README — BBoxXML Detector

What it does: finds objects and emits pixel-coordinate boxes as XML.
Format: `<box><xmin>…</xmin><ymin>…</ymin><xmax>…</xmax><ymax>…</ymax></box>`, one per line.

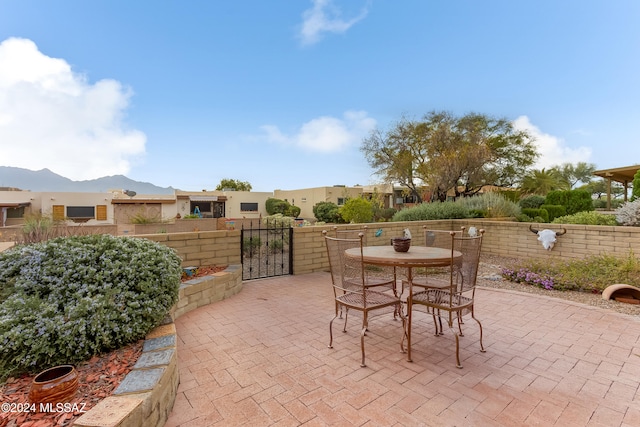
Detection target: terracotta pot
<box><xmin>29</xmin><ymin>365</ymin><xmax>79</xmax><ymax>405</ymax></box>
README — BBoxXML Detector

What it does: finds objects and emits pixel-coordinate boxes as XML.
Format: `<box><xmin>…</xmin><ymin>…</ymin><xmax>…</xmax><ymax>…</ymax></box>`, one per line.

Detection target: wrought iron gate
<box><xmin>241</xmin><ymin>219</ymin><xmax>293</xmax><ymax>280</ymax></box>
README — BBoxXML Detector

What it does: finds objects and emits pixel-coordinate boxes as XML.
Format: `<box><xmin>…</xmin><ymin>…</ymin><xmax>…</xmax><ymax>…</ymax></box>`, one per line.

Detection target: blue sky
<box><xmin>0</xmin><ymin>0</ymin><xmax>638</xmax><ymax>192</ymax></box>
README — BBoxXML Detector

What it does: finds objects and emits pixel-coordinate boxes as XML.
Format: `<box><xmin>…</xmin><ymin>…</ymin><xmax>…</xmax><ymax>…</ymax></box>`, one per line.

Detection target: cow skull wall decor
<box><xmin>529</xmin><ymin>225</ymin><xmax>567</xmax><ymax>250</ymax></box>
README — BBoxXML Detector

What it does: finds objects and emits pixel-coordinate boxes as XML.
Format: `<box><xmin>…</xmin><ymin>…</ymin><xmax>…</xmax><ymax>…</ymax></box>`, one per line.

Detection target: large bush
<box><xmin>521</xmin><ymin>208</ymin><xmax>549</xmax><ymax>223</ymax></box>
<box><xmin>392</xmin><ymin>201</ymin><xmax>469</xmax><ymax>222</ymax></box>
<box><xmin>518</xmin><ymin>195</ymin><xmax>546</xmax><ymax>209</ymax></box>
<box><xmin>313</xmin><ymin>201</ymin><xmax>342</xmax><ymax>223</ymax></box>
<box><xmin>545</xmin><ymin>190</ymin><xmax>593</xmax><ymax>215</ymax></box>
<box><xmin>456</xmin><ymin>193</ymin><xmax>521</xmax><ymax>218</ymax></box>
<box><xmin>339</xmin><ymin>198</ymin><xmax>374</xmax><ymax>224</ymax></box>
<box><xmin>551</xmin><ymin>211</ymin><xmax>618</xmax><ymax>225</ymax></box>
<box><xmin>265</xmin><ymin>198</ymin><xmax>300</xmax><ymax>217</ymax></box>
<box><xmin>0</xmin><ymin>235</ymin><xmax>182</xmax><ymax>380</ymax></box>
<box><xmin>539</xmin><ymin>204</ymin><xmax>566</xmax><ymax>222</ymax></box>
<box><xmin>615</xmin><ymin>199</ymin><xmax>640</xmax><ymax>226</ymax></box>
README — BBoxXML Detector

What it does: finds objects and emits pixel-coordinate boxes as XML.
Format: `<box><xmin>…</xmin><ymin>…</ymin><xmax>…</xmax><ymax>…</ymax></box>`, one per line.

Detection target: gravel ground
<box><xmin>477</xmin><ymin>254</ymin><xmax>640</xmax><ymax>316</ymax></box>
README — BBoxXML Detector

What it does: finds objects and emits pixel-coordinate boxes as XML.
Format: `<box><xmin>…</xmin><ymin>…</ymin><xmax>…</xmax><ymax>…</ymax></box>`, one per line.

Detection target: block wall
<box><xmin>141</xmin><ymin>230</ymin><xmax>242</xmax><ymax>268</ymax></box>
<box><xmin>292</xmin><ymin>220</ymin><xmax>640</xmax><ymax>274</ymax></box>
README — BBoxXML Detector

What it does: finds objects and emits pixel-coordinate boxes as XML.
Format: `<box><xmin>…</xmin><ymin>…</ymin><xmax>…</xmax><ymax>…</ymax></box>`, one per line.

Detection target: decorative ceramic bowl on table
<box><xmin>391</xmin><ymin>237</ymin><xmax>411</xmax><ymax>252</ymax></box>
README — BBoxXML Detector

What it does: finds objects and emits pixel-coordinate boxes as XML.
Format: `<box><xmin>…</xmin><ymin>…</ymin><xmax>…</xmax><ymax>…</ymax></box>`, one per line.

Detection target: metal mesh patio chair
<box><xmin>324</xmin><ymin>231</ymin><xmax>406</xmax><ymax>367</ymax></box>
<box><xmin>409</xmin><ymin>226</ymin><xmax>466</xmax><ymax>290</ymax></box>
<box><xmin>332</xmin><ymin>226</ymin><xmax>397</xmax><ymax>294</ymax></box>
<box><xmin>407</xmin><ymin>230</ymin><xmax>485</xmax><ymax>368</ymax></box>
<box><xmin>403</xmin><ymin>227</ymin><xmax>466</xmax><ymax>334</ymax></box>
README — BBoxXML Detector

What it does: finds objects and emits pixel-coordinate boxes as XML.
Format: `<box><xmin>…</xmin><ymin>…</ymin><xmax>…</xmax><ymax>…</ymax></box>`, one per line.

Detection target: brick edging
<box><xmin>74</xmin><ymin>265</ymin><xmax>243</xmax><ymax>427</ymax></box>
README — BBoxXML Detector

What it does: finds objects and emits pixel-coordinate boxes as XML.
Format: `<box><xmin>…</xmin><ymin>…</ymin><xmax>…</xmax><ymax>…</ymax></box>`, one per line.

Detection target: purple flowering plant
<box><xmin>500</xmin><ymin>252</ymin><xmax>640</xmax><ymax>293</ymax></box>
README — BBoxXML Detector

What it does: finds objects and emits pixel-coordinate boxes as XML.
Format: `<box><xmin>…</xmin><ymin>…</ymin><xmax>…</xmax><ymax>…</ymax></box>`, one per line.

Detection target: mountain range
<box><xmin>0</xmin><ymin>166</ymin><xmax>175</xmax><ymax>194</ymax></box>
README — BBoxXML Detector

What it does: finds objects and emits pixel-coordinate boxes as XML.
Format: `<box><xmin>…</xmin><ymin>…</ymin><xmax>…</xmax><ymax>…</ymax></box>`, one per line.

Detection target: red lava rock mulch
<box><xmin>0</xmin><ymin>340</ymin><xmax>143</xmax><ymax>427</ymax></box>
<box><xmin>181</xmin><ymin>265</ymin><xmax>227</xmax><ymax>282</ymax></box>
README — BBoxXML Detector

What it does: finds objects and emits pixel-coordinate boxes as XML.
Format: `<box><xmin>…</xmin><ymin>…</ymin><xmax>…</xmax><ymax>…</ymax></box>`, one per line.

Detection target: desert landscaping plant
<box><xmin>551</xmin><ymin>211</ymin><xmax>618</xmax><ymax>226</ymax></box>
<box><xmin>19</xmin><ymin>213</ymin><xmax>59</xmax><ymax>244</ymax></box>
<box><xmin>502</xmin><ymin>252</ymin><xmax>640</xmax><ymax>292</ymax></box>
<box><xmin>392</xmin><ymin>201</ymin><xmax>469</xmax><ymax>222</ymax></box>
<box><xmin>456</xmin><ymin>192</ymin><xmax>521</xmax><ymax>218</ymax></box>
<box><xmin>615</xmin><ymin>199</ymin><xmax>640</xmax><ymax>226</ymax></box>
<box><xmin>339</xmin><ymin>198</ymin><xmax>374</xmax><ymax>223</ymax></box>
<box><xmin>0</xmin><ymin>234</ymin><xmax>182</xmax><ymax>381</ymax></box>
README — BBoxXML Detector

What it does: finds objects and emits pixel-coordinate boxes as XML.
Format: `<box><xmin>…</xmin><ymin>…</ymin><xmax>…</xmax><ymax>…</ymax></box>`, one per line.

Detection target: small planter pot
<box><xmin>391</xmin><ymin>237</ymin><xmax>411</xmax><ymax>252</ymax></box>
<box><xmin>29</xmin><ymin>365</ymin><xmax>79</xmax><ymax>405</ymax></box>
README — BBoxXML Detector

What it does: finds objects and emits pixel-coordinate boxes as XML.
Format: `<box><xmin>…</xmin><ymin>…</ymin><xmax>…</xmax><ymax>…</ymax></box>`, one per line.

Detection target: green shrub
<box><xmin>392</xmin><ymin>201</ymin><xmax>469</xmax><ymax>222</ymax></box>
<box><xmin>501</xmin><ymin>252</ymin><xmax>640</xmax><ymax>292</ymax></box>
<box><xmin>516</xmin><ymin>213</ymin><xmax>533</xmax><ymax>222</ymax></box>
<box><xmin>519</xmin><ymin>195</ymin><xmax>546</xmax><ymax>209</ymax></box>
<box><xmin>521</xmin><ymin>208</ymin><xmax>549</xmax><ymax>223</ymax></box>
<box><xmin>265</xmin><ymin>198</ymin><xmax>288</xmax><ymax>215</ymax></box>
<box><xmin>287</xmin><ymin>205</ymin><xmax>301</xmax><ymax>218</ymax></box>
<box><xmin>456</xmin><ymin>193</ymin><xmax>521</xmax><ymax>218</ymax></box>
<box><xmin>242</xmin><ymin>236</ymin><xmax>262</xmax><ymax>256</ymax></box>
<box><xmin>374</xmin><ymin>207</ymin><xmax>397</xmax><ymax>222</ymax></box>
<box><xmin>265</xmin><ymin>198</ymin><xmax>299</xmax><ymax>217</ymax></box>
<box><xmin>313</xmin><ymin>201</ymin><xmax>342</xmax><ymax>223</ymax></box>
<box><xmin>468</xmin><ymin>209</ymin><xmax>487</xmax><ymax>218</ymax></box>
<box><xmin>632</xmin><ymin>170</ymin><xmax>640</xmax><ymax>202</ymax></box>
<box><xmin>551</xmin><ymin>211</ymin><xmax>618</xmax><ymax>225</ymax></box>
<box><xmin>592</xmin><ymin>199</ymin><xmax>624</xmax><ymax>209</ymax></box>
<box><xmin>545</xmin><ymin>190</ymin><xmax>593</xmax><ymax>215</ymax></box>
<box><xmin>539</xmin><ymin>204</ymin><xmax>566</xmax><ymax>222</ymax></box>
<box><xmin>339</xmin><ymin>198</ymin><xmax>374</xmax><ymax>224</ymax></box>
<box><xmin>0</xmin><ymin>235</ymin><xmax>181</xmax><ymax>381</ymax></box>
<box><xmin>268</xmin><ymin>239</ymin><xmax>284</xmax><ymax>253</ymax></box>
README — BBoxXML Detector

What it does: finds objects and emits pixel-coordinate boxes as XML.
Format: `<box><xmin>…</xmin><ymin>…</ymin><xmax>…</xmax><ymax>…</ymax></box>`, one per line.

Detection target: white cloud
<box><xmin>298</xmin><ymin>0</ymin><xmax>369</xmax><ymax>46</ymax></box>
<box><xmin>512</xmin><ymin>115</ymin><xmax>591</xmax><ymax>169</ymax></box>
<box><xmin>0</xmin><ymin>37</ymin><xmax>145</xmax><ymax>180</ymax></box>
<box><xmin>261</xmin><ymin>110</ymin><xmax>376</xmax><ymax>152</ymax></box>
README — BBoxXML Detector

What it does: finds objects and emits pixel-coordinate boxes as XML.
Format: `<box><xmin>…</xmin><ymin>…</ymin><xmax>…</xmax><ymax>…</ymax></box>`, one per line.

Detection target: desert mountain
<box><xmin>0</xmin><ymin>166</ymin><xmax>175</xmax><ymax>194</ymax></box>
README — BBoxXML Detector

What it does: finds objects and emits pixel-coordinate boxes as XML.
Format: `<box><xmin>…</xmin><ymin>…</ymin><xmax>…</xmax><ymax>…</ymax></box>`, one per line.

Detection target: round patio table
<box><xmin>344</xmin><ymin>245</ymin><xmax>462</xmax><ymax>362</ymax></box>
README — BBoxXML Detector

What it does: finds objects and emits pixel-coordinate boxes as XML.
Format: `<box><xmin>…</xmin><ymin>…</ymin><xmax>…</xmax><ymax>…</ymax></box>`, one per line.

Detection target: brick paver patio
<box><xmin>165</xmin><ymin>272</ymin><xmax>640</xmax><ymax>426</ymax></box>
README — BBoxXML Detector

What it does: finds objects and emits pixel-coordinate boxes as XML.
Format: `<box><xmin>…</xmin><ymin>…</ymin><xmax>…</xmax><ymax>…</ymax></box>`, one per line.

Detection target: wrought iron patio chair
<box><xmin>407</xmin><ymin>230</ymin><xmax>485</xmax><ymax>368</ymax></box>
<box><xmin>333</xmin><ymin>226</ymin><xmax>397</xmax><ymax>294</ymax></box>
<box><xmin>324</xmin><ymin>231</ymin><xmax>406</xmax><ymax>367</ymax></box>
<box><xmin>403</xmin><ymin>227</ymin><xmax>466</xmax><ymax>334</ymax></box>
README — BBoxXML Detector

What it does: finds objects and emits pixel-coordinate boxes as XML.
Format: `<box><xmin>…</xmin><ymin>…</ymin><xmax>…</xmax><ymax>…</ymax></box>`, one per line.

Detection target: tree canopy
<box><xmin>361</xmin><ymin>111</ymin><xmax>537</xmax><ymax>201</ymax></box>
<box><xmin>215</xmin><ymin>178</ymin><xmax>252</xmax><ymax>191</ymax></box>
<box><xmin>520</xmin><ymin>168</ymin><xmax>567</xmax><ymax>195</ymax></box>
<box><xmin>551</xmin><ymin>162</ymin><xmax>596</xmax><ymax>189</ymax></box>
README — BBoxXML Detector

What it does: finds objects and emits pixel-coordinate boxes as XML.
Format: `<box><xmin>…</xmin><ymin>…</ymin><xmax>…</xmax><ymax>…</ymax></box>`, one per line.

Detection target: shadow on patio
<box><xmin>165</xmin><ymin>272</ymin><xmax>640</xmax><ymax>427</ymax></box>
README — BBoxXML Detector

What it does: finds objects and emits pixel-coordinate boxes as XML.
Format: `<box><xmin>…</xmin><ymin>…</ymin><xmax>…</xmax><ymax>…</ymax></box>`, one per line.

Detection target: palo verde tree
<box><xmin>551</xmin><ymin>162</ymin><xmax>596</xmax><ymax>189</ymax></box>
<box><xmin>361</xmin><ymin>111</ymin><xmax>537</xmax><ymax>202</ymax></box>
<box><xmin>215</xmin><ymin>178</ymin><xmax>252</xmax><ymax>191</ymax></box>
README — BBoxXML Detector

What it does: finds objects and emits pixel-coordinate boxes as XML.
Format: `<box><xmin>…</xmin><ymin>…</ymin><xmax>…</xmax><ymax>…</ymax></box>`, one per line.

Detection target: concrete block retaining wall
<box><xmin>48</xmin><ymin>220</ymin><xmax>640</xmax><ymax>426</ymax></box>
<box><xmin>141</xmin><ymin>230</ymin><xmax>242</xmax><ymax>268</ymax></box>
<box><xmin>293</xmin><ymin>220</ymin><xmax>640</xmax><ymax>274</ymax></box>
